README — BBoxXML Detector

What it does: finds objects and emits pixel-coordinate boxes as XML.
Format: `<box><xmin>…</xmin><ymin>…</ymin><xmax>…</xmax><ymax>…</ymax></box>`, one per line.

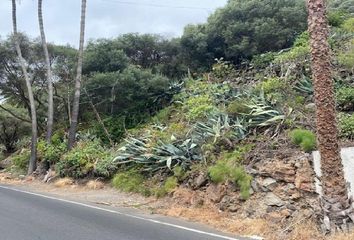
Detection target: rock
<box><xmin>229</xmin><ymin>205</ymin><xmax>240</xmax><ymax>212</ymax></box>
<box><xmin>259</xmin><ymin>160</ymin><xmax>296</xmax><ymax>183</ymax></box>
<box><xmin>193</xmin><ymin>173</ymin><xmax>208</xmax><ymax>189</ymax></box>
<box><xmin>286</xmin><ymin>204</ymin><xmax>297</xmax><ymax>211</ymax></box>
<box><xmin>219</xmin><ymin>194</ymin><xmax>240</xmax><ymax>212</ymax></box>
<box><xmin>251</xmin><ymin>179</ymin><xmax>261</xmax><ymax>192</ymax></box>
<box><xmin>264</xmin><ymin>193</ymin><xmax>284</xmax><ymax>207</ymax></box>
<box><xmin>206</xmin><ymin>183</ymin><xmax>226</xmax><ymax>203</ymax></box>
<box><xmin>295</xmin><ymin>159</ymin><xmax>315</xmax><ymax>192</ymax></box>
<box><xmin>0</xmin><ymin>157</ymin><xmax>12</xmax><ymax>169</ymax></box>
<box><xmin>262</xmin><ymin>177</ymin><xmax>277</xmax><ymax>190</ymax></box>
<box><xmin>305</xmin><ymin>103</ymin><xmax>316</xmax><ymax>111</ymax></box>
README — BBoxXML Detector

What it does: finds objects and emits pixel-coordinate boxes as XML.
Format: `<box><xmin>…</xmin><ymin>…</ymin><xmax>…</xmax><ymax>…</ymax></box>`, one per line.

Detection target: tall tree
<box><xmin>68</xmin><ymin>0</ymin><xmax>87</xmax><ymax>149</ymax></box>
<box><xmin>38</xmin><ymin>0</ymin><xmax>54</xmax><ymax>143</ymax></box>
<box><xmin>307</xmin><ymin>0</ymin><xmax>354</xmax><ymax>232</ymax></box>
<box><xmin>11</xmin><ymin>0</ymin><xmax>38</xmax><ymax>174</ymax></box>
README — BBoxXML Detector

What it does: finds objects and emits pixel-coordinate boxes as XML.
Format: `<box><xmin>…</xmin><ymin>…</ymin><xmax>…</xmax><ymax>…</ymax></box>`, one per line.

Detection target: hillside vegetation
<box><xmin>1</xmin><ymin>0</ymin><xmax>354</xmax><ymax>237</ymax></box>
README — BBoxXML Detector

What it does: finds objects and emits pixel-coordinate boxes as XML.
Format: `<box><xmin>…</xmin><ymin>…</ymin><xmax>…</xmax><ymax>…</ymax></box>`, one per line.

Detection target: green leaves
<box><xmin>111</xmin><ymin>135</ymin><xmax>202</xmax><ymax>174</ymax></box>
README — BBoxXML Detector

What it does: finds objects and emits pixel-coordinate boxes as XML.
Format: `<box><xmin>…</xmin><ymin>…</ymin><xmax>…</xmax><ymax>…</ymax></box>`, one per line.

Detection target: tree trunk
<box><xmin>38</xmin><ymin>0</ymin><xmax>54</xmax><ymax>143</ymax></box>
<box><xmin>68</xmin><ymin>0</ymin><xmax>87</xmax><ymax>150</ymax></box>
<box><xmin>307</xmin><ymin>0</ymin><xmax>354</xmax><ymax>233</ymax></box>
<box><xmin>11</xmin><ymin>0</ymin><xmax>38</xmax><ymax>175</ymax></box>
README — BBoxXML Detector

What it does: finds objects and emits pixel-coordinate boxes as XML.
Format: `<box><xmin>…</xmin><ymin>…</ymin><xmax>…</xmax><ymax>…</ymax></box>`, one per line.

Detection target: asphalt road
<box><xmin>0</xmin><ymin>185</ymin><xmax>257</xmax><ymax>240</ymax></box>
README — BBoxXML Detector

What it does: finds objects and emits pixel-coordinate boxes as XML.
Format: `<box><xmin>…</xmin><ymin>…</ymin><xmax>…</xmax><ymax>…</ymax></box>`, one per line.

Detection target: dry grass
<box><xmin>161</xmin><ymin>205</ymin><xmax>354</xmax><ymax>240</ymax></box>
<box><xmin>86</xmin><ymin>180</ymin><xmax>105</xmax><ymax>190</ymax></box>
<box><xmin>53</xmin><ymin>177</ymin><xmax>74</xmax><ymax>188</ymax></box>
<box><xmin>161</xmin><ymin>206</ymin><xmax>274</xmax><ymax>238</ymax></box>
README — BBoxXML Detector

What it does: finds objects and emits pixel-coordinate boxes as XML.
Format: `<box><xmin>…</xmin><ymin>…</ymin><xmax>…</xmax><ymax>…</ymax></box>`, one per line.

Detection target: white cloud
<box><xmin>0</xmin><ymin>0</ymin><xmax>227</xmax><ymax>46</ymax></box>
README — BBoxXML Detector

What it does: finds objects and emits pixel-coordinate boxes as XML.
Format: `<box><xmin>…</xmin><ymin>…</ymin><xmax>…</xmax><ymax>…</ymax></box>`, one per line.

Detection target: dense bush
<box><xmin>181</xmin><ymin>0</ymin><xmax>307</xmax><ymax>69</ymax></box>
<box><xmin>11</xmin><ymin>150</ymin><xmax>30</xmax><ymax>173</ymax></box>
<box><xmin>0</xmin><ymin>106</ymin><xmax>30</xmax><ymax>153</ymax></box>
<box><xmin>112</xmin><ymin>170</ymin><xmax>150</xmax><ymax>196</ymax></box>
<box><xmin>56</xmin><ymin>140</ymin><xmax>111</xmax><ymax>179</ymax></box>
<box><xmin>37</xmin><ymin>139</ymin><xmax>66</xmax><ymax>165</ymax></box>
<box><xmin>336</xmin><ymin>87</ymin><xmax>354</xmax><ymax>111</ymax></box>
<box><xmin>183</xmin><ymin>95</ymin><xmax>216</xmax><ymax>121</ymax></box>
<box><xmin>289</xmin><ymin>129</ymin><xmax>317</xmax><ymax>152</ymax></box>
<box><xmin>339</xmin><ymin>113</ymin><xmax>354</xmax><ymax>139</ymax></box>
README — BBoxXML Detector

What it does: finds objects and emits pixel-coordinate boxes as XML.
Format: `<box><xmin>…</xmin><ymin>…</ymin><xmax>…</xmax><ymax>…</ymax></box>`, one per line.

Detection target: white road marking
<box><xmin>0</xmin><ymin>185</ymin><xmax>262</xmax><ymax>240</ymax></box>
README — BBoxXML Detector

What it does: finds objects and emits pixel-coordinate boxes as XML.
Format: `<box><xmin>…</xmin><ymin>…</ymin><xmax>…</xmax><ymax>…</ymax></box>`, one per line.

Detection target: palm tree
<box><xmin>68</xmin><ymin>0</ymin><xmax>87</xmax><ymax>150</ymax></box>
<box><xmin>11</xmin><ymin>0</ymin><xmax>38</xmax><ymax>174</ymax></box>
<box><xmin>307</xmin><ymin>0</ymin><xmax>353</xmax><ymax>232</ymax></box>
<box><xmin>38</xmin><ymin>0</ymin><xmax>54</xmax><ymax>143</ymax></box>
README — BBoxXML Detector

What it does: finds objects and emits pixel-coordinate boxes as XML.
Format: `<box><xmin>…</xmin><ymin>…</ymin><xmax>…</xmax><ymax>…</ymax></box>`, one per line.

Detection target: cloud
<box><xmin>0</xmin><ymin>0</ymin><xmax>227</xmax><ymax>46</ymax></box>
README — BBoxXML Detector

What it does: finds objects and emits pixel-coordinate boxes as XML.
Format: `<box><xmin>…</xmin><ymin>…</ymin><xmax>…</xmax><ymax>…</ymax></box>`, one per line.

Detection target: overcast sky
<box><xmin>0</xmin><ymin>0</ymin><xmax>227</xmax><ymax>47</ymax></box>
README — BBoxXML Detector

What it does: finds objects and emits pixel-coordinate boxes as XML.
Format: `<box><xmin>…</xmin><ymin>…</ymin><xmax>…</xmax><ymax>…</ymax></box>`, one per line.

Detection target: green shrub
<box><xmin>339</xmin><ymin>113</ymin><xmax>354</xmax><ymax>139</ymax></box>
<box><xmin>336</xmin><ymin>87</ymin><xmax>354</xmax><ymax>111</ymax></box>
<box><xmin>230</xmin><ymin>167</ymin><xmax>253</xmax><ymax>199</ymax></box>
<box><xmin>56</xmin><ymin>140</ymin><xmax>111</xmax><ymax>179</ymax></box>
<box><xmin>154</xmin><ymin>176</ymin><xmax>178</xmax><ymax>198</ymax></box>
<box><xmin>184</xmin><ymin>95</ymin><xmax>216</xmax><ymax>121</ymax></box>
<box><xmin>289</xmin><ymin>129</ymin><xmax>316</xmax><ymax>152</ymax></box>
<box><xmin>152</xmin><ymin>107</ymin><xmax>172</xmax><ymax>124</ymax></box>
<box><xmin>37</xmin><ymin>140</ymin><xmax>66</xmax><ymax>165</ymax></box>
<box><xmin>274</xmin><ymin>32</ymin><xmax>310</xmax><ymax>63</ymax></box>
<box><xmin>259</xmin><ymin>78</ymin><xmax>287</xmax><ymax>95</ymax></box>
<box><xmin>212</xmin><ymin>58</ymin><xmax>234</xmax><ymax>79</ymax></box>
<box><xmin>173</xmin><ymin>165</ymin><xmax>187</xmax><ymax>181</ymax></box>
<box><xmin>112</xmin><ymin>170</ymin><xmax>150</xmax><ymax>195</ymax></box>
<box><xmin>342</xmin><ymin>18</ymin><xmax>354</xmax><ymax>33</ymax></box>
<box><xmin>209</xmin><ymin>161</ymin><xmax>230</xmax><ymax>183</ymax></box>
<box><xmin>12</xmin><ymin>149</ymin><xmax>30</xmax><ymax>173</ymax></box>
<box><xmin>208</xmin><ymin>146</ymin><xmax>253</xmax><ymax>199</ymax></box>
<box><xmin>209</xmin><ymin>162</ymin><xmax>252</xmax><ymax>199</ymax></box>
<box><xmin>328</xmin><ymin>10</ymin><xmax>348</xmax><ymax>27</ymax></box>
<box><xmin>251</xmin><ymin>52</ymin><xmax>277</xmax><ymax>69</ymax></box>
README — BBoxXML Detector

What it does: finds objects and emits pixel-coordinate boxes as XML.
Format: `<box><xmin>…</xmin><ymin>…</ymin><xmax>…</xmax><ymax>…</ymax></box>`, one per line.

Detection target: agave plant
<box><xmin>111</xmin><ymin>135</ymin><xmax>202</xmax><ymax>173</ymax></box>
<box><xmin>237</xmin><ymin>92</ymin><xmax>285</xmax><ymax>128</ymax></box>
<box><xmin>193</xmin><ymin>112</ymin><xmax>247</xmax><ymax>144</ymax></box>
<box><xmin>294</xmin><ymin>76</ymin><xmax>313</xmax><ymax>95</ymax></box>
<box><xmin>244</xmin><ymin>101</ymin><xmax>285</xmax><ymax>127</ymax></box>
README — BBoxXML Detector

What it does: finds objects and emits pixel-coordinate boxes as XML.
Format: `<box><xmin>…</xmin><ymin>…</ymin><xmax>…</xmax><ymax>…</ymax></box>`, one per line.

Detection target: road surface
<box><xmin>0</xmin><ymin>185</ymin><xmax>258</xmax><ymax>240</ymax></box>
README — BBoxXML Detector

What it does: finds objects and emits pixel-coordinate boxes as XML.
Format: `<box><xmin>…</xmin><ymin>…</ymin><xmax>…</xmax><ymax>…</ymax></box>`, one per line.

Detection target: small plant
<box><xmin>339</xmin><ymin>113</ymin><xmax>354</xmax><ymax>139</ymax></box>
<box><xmin>11</xmin><ymin>149</ymin><xmax>30</xmax><ymax>173</ymax></box>
<box><xmin>154</xmin><ymin>176</ymin><xmax>178</xmax><ymax>198</ymax></box>
<box><xmin>184</xmin><ymin>95</ymin><xmax>216</xmax><ymax>121</ymax></box>
<box><xmin>209</xmin><ymin>162</ymin><xmax>252</xmax><ymax>199</ymax></box>
<box><xmin>336</xmin><ymin>87</ymin><xmax>354</xmax><ymax>111</ymax></box>
<box><xmin>112</xmin><ymin>170</ymin><xmax>150</xmax><ymax>196</ymax></box>
<box><xmin>289</xmin><ymin>129</ymin><xmax>316</xmax><ymax>152</ymax></box>
<box><xmin>208</xmin><ymin>146</ymin><xmax>253</xmax><ymax>199</ymax></box>
<box><xmin>259</xmin><ymin>78</ymin><xmax>287</xmax><ymax>95</ymax></box>
<box><xmin>152</xmin><ymin>107</ymin><xmax>172</xmax><ymax>124</ymax></box>
<box><xmin>212</xmin><ymin>58</ymin><xmax>234</xmax><ymax>79</ymax></box>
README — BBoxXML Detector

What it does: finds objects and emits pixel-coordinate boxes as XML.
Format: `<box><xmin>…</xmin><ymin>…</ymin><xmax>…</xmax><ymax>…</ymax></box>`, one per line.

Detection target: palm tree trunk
<box><xmin>307</xmin><ymin>0</ymin><xmax>354</xmax><ymax>232</ymax></box>
<box><xmin>68</xmin><ymin>0</ymin><xmax>87</xmax><ymax>150</ymax></box>
<box><xmin>11</xmin><ymin>0</ymin><xmax>38</xmax><ymax>175</ymax></box>
<box><xmin>38</xmin><ymin>0</ymin><xmax>54</xmax><ymax>143</ymax></box>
